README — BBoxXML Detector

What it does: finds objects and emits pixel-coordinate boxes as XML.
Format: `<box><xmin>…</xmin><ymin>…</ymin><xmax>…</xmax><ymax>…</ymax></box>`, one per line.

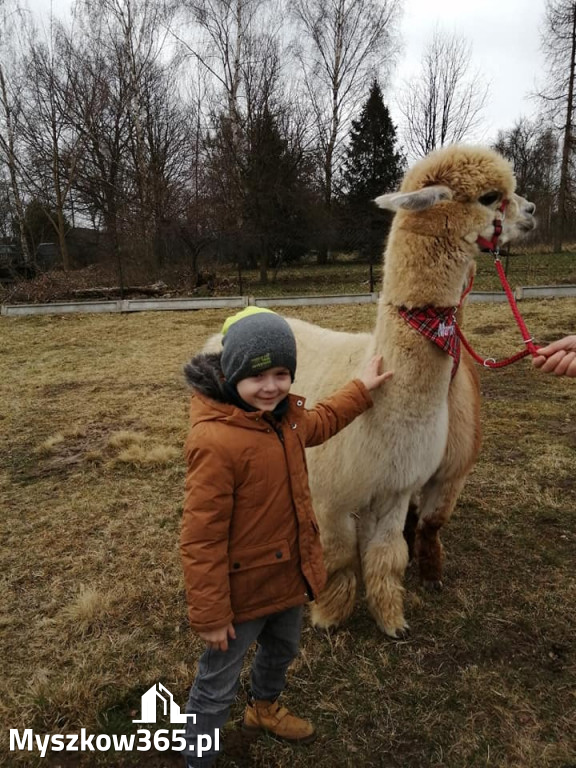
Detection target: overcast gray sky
<box><xmin>35</xmin><ymin>0</ymin><xmax>547</xmax><ymax>144</ymax></box>
<box><xmin>390</xmin><ymin>0</ymin><xmax>546</xmax><ymax>142</ymax></box>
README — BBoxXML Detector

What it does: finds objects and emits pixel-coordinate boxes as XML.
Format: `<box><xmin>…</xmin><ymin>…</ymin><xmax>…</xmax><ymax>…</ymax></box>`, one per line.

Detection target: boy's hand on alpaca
<box><xmin>198</xmin><ymin>623</ymin><xmax>236</xmax><ymax>652</ymax></box>
<box><xmin>360</xmin><ymin>355</ymin><xmax>393</xmax><ymax>391</ymax></box>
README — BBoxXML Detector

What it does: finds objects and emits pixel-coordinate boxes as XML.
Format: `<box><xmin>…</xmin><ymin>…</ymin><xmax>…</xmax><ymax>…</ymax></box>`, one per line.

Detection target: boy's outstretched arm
<box><xmin>304</xmin><ymin>355</ymin><xmax>393</xmax><ymax>447</ymax></box>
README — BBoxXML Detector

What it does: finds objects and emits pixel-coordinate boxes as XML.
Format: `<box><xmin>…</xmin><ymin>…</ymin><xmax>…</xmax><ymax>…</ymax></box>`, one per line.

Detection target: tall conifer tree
<box><xmin>342</xmin><ymin>79</ymin><xmax>405</xmax><ymax>204</ymax></box>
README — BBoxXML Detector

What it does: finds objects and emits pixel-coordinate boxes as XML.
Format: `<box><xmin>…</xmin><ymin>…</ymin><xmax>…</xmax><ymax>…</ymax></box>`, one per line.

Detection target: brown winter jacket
<box><xmin>180</xmin><ymin>352</ymin><xmax>373</xmax><ymax>632</ymax></box>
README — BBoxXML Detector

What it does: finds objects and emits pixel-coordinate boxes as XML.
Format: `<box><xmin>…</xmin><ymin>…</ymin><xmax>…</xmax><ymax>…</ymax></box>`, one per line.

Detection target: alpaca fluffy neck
<box><xmin>370</xmin><ymin>223</ymin><xmax>473</xmax><ymax>400</ymax></box>
<box><xmin>379</xmin><ymin>226</ymin><xmax>473</xmax><ymax>312</ymax></box>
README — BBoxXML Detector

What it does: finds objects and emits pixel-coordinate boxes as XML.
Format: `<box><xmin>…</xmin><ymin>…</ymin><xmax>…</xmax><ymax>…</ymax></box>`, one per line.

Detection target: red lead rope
<box><xmin>456</xmin><ymin>256</ymin><xmax>541</xmax><ymax>368</ymax></box>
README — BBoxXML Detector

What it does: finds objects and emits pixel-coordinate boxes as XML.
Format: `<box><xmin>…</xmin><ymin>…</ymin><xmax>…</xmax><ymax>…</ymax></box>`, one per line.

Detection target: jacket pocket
<box><xmin>229</xmin><ymin>539</ymin><xmax>290</xmax><ymax>572</ymax></box>
<box><xmin>228</xmin><ymin>539</ymin><xmax>292</xmax><ymax>614</ymax></box>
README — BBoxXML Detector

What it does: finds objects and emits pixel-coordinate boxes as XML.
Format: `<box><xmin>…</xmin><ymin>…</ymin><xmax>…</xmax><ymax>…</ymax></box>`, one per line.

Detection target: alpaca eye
<box><xmin>479</xmin><ymin>191</ymin><xmax>500</xmax><ymax>206</ymax></box>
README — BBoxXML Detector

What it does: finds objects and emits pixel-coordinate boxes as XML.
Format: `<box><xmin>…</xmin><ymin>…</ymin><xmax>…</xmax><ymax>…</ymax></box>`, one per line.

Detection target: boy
<box><xmin>180</xmin><ymin>307</ymin><xmax>392</xmax><ymax>767</ymax></box>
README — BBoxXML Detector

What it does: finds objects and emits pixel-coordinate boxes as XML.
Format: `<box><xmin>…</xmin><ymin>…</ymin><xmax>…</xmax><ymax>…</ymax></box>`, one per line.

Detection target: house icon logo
<box><xmin>132</xmin><ymin>683</ymin><xmax>196</xmax><ymax>724</ymax></box>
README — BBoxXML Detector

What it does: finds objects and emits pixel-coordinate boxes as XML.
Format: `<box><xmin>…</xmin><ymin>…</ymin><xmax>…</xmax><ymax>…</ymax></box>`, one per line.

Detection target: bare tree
<box><xmin>48</xmin><ymin>0</ymin><xmax>193</xmax><ymax>286</ymax></box>
<box><xmin>194</xmin><ymin>14</ymin><xmax>284</xmax><ymax>217</ymax></box>
<box><xmin>538</xmin><ymin>0</ymin><xmax>576</xmax><ymax>252</ymax></box>
<box><xmin>398</xmin><ymin>31</ymin><xmax>488</xmax><ymax>159</ymax></box>
<box><xmin>138</xmin><ymin>64</ymin><xmax>201</xmax><ymax>267</ymax></box>
<box><xmin>83</xmin><ymin>0</ymin><xmax>178</xmax><ymax>253</ymax></box>
<box><xmin>289</xmin><ymin>0</ymin><xmax>400</xmax><ymax>262</ymax></box>
<box><xmin>201</xmin><ymin>28</ymin><xmax>313</xmax><ymax>284</ymax></box>
<box><xmin>0</xmin><ymin>178</ymin><xmax>12</xmax><ymax>238</ymax></box>
<box><xmin>0</xmin><ymin>0</ymin><xmax>32</xmax><ymax>263</ymax></box>
<box><xmin>63</xmin><ymin>39</ymin><xmax>132</xmax><ymax>286</ymax></box>
<box><xmin>19</xmin><ymin>24</ymin><xmax>86</xmax><ymax>271</ymax></box>
<box><xmin>175</xmin><ymin>0</ymin><xmax>306</xmax><ymax>282</ymax></box>
<box><xmin>494</xmin><ymin>118</ymin><xmax>558</xmax><ymax>240</ymax></box>
<box><xmin>176</xmin><ymin>0</ymin><xmax>270</xmax><ymax>130</ymax></box>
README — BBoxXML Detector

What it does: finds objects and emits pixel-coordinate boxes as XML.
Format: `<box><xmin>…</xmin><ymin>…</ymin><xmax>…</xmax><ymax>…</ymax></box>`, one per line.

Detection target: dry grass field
<box><xmin>1</xmin><ymin>298</ymin><xmax>575</xmax><ymax>768</ymax></box>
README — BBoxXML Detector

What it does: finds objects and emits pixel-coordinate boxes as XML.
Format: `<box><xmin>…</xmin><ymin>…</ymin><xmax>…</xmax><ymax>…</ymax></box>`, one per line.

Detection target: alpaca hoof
<box><xmin>378</xmin><ymin>621</ymin><xmax>410</xmax><ymax>640</ymax></box>
<box><xmin>309</xmin><ymin>609</ymin><xmax>338</xmax><ymax>631</ymax></box>
<box><xmin>422</xmin><ymin>578</ymin><xmax>443</xmax><ymax>592</ymax></box>
<box><xmin>311</xmin><ymin>623</ymin><xmax>338</xmax><ymax>637</ymax></box>
<box><xmin>309</xmin><ymin>569</ymin><xmax>357</xmax><ymax>630</ymax></box>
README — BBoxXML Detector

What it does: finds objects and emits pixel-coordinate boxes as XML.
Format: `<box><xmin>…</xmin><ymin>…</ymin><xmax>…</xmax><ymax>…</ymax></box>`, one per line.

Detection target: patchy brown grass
<box><xmin>1</xmin><ymin>299</ymin><xmax>575</xmax><ymax>767</ymax></box>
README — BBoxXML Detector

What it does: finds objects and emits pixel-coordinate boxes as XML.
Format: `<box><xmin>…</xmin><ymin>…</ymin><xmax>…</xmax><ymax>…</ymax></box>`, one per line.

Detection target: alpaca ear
<box><xmin>374</xmin><ymin>185</ymin><xmax>453</xmax><ymax>212</ymax></box>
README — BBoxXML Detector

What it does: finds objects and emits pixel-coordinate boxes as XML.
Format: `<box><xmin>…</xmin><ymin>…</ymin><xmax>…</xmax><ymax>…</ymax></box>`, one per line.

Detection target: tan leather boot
<box><xmin>242</xmin><ymin>699</ymin><xmax>316</xmax><ymax>743</ymax></box>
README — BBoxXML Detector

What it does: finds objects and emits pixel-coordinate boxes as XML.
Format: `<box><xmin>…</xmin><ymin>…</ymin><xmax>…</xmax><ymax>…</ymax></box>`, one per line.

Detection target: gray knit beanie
<box><xmin>220</xmin><ymin>307</ymin><xmax>297</xmax><ymax>385</ymax></box>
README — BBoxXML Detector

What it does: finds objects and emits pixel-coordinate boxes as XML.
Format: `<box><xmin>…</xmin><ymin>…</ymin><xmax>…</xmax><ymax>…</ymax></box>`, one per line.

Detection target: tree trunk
<box><xmin>554</xmin><ymin>2</ymin><xmax>576</xmax><ymax>253</ymax></box>
<box><xmin>52</xmin><ymin>143</ymin><xmax>71</xmax><ymax>270</ymax></box>
<box><xmin>106</xmin><ymin>206</ymin><xmax>125</xmax><ymax>298</ymax></box>
<box><xmin>0</xmin><ymin>64</ymin><xmax>31</xmax><ymax>265</ymax></box>
<box><xmin>259</xmin><ymin>235</ymin><xmax>268</xmax><ymax>283</ymax></box>
<box><xmin>317</xmin><ymin>148</ymin><xmax>334</xmax><ymax>266</ymax></box>
<box><xmin>56</xmin><ymin>208</ymin><xmax>70</xmax><ymax>270</ymax></box>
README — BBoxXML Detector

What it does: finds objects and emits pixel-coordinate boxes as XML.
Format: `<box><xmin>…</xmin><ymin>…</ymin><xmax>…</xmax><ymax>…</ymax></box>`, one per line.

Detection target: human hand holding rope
<box><xmin>532</xmin><ymin>335</ymin><xmax>576</xmax><ymax>378</ymax></box>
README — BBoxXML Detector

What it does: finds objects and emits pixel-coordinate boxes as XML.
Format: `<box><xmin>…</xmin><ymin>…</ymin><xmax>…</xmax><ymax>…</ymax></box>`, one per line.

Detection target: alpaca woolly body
<box><xmin>291</xmin><ymin>314</ymin><xmax>452</xmax><ymax>495</ymax></box>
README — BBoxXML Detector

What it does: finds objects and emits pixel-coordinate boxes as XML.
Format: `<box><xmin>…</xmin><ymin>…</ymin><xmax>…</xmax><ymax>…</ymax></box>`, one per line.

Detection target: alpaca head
<box><xmin>499</xmin><ymin>193</ymin><xmax>537</xmax><ymax>245</ymax></box>
<box><xmin>374</xmin><ymin>145</ymin><xmax>536</xmax><ymax>248</ymax></box>
<box><xmin>372</xmin><ymin>145</ymin><xmax>536</xmax><ymax>306</ymax></box>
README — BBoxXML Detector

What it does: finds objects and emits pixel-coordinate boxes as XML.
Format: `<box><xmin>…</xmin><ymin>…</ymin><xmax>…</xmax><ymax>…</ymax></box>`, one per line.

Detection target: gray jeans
<box><xmin>184</xmin><ymin>605</ymin><xmax>304</xmax><ymax>767</ymax></box>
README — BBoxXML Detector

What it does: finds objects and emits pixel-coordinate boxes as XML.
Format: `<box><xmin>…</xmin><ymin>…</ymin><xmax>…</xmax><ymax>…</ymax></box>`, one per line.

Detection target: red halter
<box><xmin>475</xmin><ymin>199</ymin><xmax>508</xmax><ymax>253</ymax></box>
<box><xmin>398</xmin><ymin>198</ymin><xmax>541</xmax><ymax>372</ymax></box>
<box><xmin>460</xmin><ymin>197</ymin><xmax>540</xmax><ymax>367</ymax></box>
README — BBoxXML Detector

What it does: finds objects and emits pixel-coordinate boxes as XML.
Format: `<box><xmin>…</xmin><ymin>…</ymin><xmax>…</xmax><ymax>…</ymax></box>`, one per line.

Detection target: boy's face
<box><xmin>236</xmin><ymin>366</ymin><xmax>292</xmax><ymax>411</ymax></box>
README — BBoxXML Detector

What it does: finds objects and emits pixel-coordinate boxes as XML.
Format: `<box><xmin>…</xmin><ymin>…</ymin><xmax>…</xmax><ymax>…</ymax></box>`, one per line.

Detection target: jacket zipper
<box><xmin>264</xmin><ymin>415</ymin><xmax>311</xmax><ymax>599</ymax></box>
<box><xmin>265</xmin><ymin>415</ymin><xmax>284</xmax><ymax>444</ymax></box>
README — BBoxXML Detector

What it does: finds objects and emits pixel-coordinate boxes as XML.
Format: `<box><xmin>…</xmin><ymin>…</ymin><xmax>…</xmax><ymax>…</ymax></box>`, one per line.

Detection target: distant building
<box><xmin>0</xmin><ymin>242</ymin><xmax>34</xmax><ymax>281</ymax></box>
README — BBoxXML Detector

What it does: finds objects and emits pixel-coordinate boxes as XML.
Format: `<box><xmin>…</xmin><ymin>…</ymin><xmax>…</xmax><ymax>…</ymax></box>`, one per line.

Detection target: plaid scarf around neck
<box><xmin>398</xmin><ymin>305</ymin><xmax>461</xmax><ymax>377</ymax></box>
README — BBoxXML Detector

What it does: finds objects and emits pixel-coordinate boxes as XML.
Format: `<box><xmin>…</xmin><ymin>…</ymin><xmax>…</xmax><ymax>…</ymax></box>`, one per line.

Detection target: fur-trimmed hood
<box><xmin>184</xmin><ymin>352</ymin><xmax>227</xmax><ymax>403</ymax></box>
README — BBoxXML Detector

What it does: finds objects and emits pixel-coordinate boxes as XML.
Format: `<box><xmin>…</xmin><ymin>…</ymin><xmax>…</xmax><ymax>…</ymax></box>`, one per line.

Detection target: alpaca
<box><xmin>400</xmin><ymin>189</ymin><xmax>536</xmax><ymax>593</ymax></box>
<box><xmin>281</xmin><ymin>146</ymin><xmax>536</xmax><ymax>638</ymax></box>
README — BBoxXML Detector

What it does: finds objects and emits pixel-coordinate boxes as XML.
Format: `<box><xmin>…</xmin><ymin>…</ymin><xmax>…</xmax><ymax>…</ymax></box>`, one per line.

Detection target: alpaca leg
<box><xmin>415</xmin><ymin>476</ymin><xmax>466</xmax><ymax>590</ymax></box>
<box><xmin>310</xmin><ymin>509</ymin><xmax>359</xmax><ymax>630</ymax></box>
<box><xmin>360</xmin><ymin>492</ymin><xmax>411</xmax><ymax>638</ymax></box>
